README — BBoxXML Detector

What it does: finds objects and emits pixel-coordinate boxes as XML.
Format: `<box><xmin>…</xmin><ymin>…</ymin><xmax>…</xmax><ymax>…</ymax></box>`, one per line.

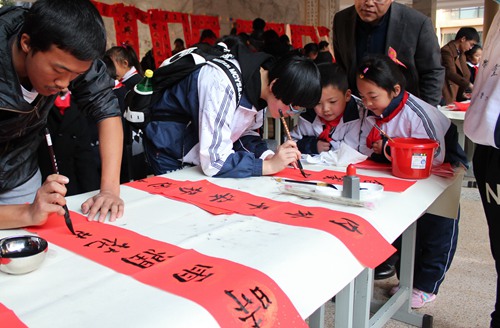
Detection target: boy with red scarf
<box><xmin>290</xmin><ymin>63</ymin><xmax>362</xmax><ymax>154</ymax></box>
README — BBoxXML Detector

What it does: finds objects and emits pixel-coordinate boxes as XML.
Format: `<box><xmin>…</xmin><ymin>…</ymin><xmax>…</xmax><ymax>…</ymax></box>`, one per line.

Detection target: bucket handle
<box><xmin>383</xmin><ymin>142</ymin><xmax>392</xmax><ymax>162</ymax></box>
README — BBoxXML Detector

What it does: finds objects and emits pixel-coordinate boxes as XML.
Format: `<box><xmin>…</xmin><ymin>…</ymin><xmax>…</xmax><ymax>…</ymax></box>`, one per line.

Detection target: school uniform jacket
<box><xmin>145</xmin><ymin>58</ymin><xmax>272</xmax><ymax>178</ymax></box>
<box><xmin>441</xmin><ymin>41</ymin><xmax>471</xmax><ymax>104</ymax></box>
<box><xmin>290</xmin><ymin>97</ymin><xmax>362</xmax><ymax>154</ymax></box>
<box><xmin>360</xmin><ymin>92</ymin><xmax>452</xmax><ymax>166</ymax></box>
<box><xmin>332</xmin><ymin>2</ymin><xmax>444</xmax><ymax>106</ymax></box>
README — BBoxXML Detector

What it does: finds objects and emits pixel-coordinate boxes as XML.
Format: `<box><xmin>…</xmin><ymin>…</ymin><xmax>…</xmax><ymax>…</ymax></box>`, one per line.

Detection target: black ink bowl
<box><xmin>0</xmin><ymin>235</ymin><xmax>48</xmax><ymax>275</ymax></box>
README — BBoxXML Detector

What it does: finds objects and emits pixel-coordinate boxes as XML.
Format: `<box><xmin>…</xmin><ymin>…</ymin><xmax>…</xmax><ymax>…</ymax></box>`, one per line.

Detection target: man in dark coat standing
<box><xmin>332</xmin><ymin>0</ymin><xmax>444</xmax><ymax>106</ymax></box>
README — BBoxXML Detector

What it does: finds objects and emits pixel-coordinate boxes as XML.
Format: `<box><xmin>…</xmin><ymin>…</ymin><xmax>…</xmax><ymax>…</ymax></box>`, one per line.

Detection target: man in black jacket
<box><xmin>332</xmin><ymin>0</ymin><xmax>444</xmax><ymax>106</ymax></box>
<box><xmin>0</xmin><ymin>0</ymin><xmax>124</xmax><ymax>228</ymax></box>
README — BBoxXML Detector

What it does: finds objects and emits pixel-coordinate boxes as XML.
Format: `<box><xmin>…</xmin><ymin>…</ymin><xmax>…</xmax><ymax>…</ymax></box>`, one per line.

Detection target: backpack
<box><xmin>124</xmin><ymin>44</ymin><xmax>243</xmax><ymax>130</ymax></box>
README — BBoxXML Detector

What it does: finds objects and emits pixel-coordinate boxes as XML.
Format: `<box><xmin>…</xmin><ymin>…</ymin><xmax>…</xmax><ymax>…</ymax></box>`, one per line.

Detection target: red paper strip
<box><xmin>126</xmin><ymin>178</ymin><xmax>396</xmax><ymax>268</ymax></box>
<box><xmin>27</xmin><ymin>214</ymin><xmax>305</xmax><ymax>328</ymax></box>
<box><xmin>0</xmin><ymin>303</ymin><xmax>27</xmax><ymax>328</ymax></box>
<box><xmin>273</xmin><ymin>167</ymin><xmax>416</xmax><ymax>193</ymax></box>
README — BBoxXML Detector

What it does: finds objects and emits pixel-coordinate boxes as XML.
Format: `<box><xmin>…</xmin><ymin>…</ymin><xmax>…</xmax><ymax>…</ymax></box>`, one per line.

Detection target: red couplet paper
<box><xmin>126</xmin><ymin>177</ymin><xmax>396</xmax><ymax>268</ymax></box>
<box><xmin>27</xmin><ymin>213</ymin><xmax>306</xmax><ymax>328</ymax></box>
<box><xmin>0</xmin><ymin>303</ymin><xmax>27</xmax><ymax>328</ymax></box>
<box><xmin>274</xmin><ymin>167</ymin><xmax>416</xmax><ymax>193</ymax></box>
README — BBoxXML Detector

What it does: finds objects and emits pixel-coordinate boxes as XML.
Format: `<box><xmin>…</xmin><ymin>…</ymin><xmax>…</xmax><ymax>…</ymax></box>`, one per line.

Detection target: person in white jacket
<box><xmin>464</xmin><ymin>8</ymin><xmax>500</xmax><ymax>328</ymax></box>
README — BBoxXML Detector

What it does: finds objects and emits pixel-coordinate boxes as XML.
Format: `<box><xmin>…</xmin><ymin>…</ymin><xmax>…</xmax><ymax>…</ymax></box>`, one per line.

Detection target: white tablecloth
<box><xmin>0</xmin><ymin>165</ymin><xmax>459</xmax><ymax>327</ymax></box>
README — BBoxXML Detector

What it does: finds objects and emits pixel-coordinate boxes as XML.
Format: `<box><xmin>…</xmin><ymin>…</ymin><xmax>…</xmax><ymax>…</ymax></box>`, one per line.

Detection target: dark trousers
<box><xmin>394</xmin><ymin>212</ymin><xmax>459</xmax><ymax>295</ymax></box>
<box><xmin>473</xmin><ymin>144</ymin><xmax>500</xmax><ymax>328</ymax></box>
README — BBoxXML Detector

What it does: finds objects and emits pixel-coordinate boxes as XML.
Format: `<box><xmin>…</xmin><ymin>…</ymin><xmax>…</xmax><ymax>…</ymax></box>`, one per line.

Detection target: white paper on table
<box><xmin>303</xmin><ymin>143</ymin><xmax>368</xmax><ymax>166</ymax></box>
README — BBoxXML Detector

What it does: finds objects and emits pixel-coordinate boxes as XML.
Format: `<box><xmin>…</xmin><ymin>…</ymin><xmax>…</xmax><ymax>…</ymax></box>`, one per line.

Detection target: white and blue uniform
<box><xmin>359</xmin><ymin>92</ymin><xmax>451</xmax><ymax>165</ymax></box>
<box><xmin>360</xmin><ymin>91</ymin><xmax>467</xmax><ymax>295</ymax></box>
<box><xmin>145</xmin><ymin>58</ymin><xmax>272</xmax><ymax>178</ymax></box>
<box><xmin>290</xmin><ymin>97</ymin><xmax>362</xmax><ymax>154</ymax></box>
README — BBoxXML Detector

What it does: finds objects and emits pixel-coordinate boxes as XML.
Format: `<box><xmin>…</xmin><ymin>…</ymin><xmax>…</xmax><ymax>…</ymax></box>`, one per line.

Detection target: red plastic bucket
<box><xmin>385</xmin><ymin>138</ymin><xmax>439</xmax><ymax>179</ymax></box>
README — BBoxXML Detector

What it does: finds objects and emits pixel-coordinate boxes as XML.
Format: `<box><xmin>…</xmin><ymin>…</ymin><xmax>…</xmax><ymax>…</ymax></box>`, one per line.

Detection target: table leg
<box><xmin>371</xmin><ymin>221</ymin><xmax>431</xmax><ymax>327</ymax></box>
<box><xmin>352</xmin><ymin>267</ymin><xmax>374</xmax><ymax>327</ymax></box>
<box><xmin>348</xmin><ymin>222</ymin><xmax>432</xmax><ymax>327</ymax></box>
<box><xmin>308</xmin><ymin>304</ymin><xmax>325</xmax><ymax>328</ymax></box>
<box><xmin>334</xmin><ymin>280</ymin><xmax>355</xmax><ymax>327</ymax></box>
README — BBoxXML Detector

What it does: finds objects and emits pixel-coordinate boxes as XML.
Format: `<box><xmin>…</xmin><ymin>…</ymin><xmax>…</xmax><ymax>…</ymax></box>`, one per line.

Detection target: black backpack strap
<box><xmin>208</xmin><ymin>57</ymin><xmax>243</xmax><ymax>106</ymax></box>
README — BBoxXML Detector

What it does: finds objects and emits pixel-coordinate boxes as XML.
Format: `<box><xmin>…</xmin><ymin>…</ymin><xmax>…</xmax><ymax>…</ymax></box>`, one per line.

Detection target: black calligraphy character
<box><xmin>209</xmin><ymin>193</ymin><xmax>234</xmax><ymax>203</ymax></box>
<box><xmin>84</xmin><ymin>238</ymin><xmax>130</xmax><ymax>253</ymax></box>
<box><xmin>483</xmin><ymin>59</ymin><xmax>489</xmax><ymax>69</ymax></box>
<box><xmin>179</xmin><ymin>186</ymin><xmax>203</xmax><ymax>195</ymax></box>
<box><xmin>329</xmin><ymin>217</ymin><xmax>362</xmax><ymax>234</ymax></box>
<box><xmin>173</xmin><ymin>264</ymin><xmax>214</xmax><ymax>282</ymax></box>
<box><xmin>121</xmin><ymin>249</ymin><xmax>169</xmax><ymax>269</ymax></box>
<box><xmin>225</xmin><ymin>289</ymin><xmax>263</xmax><ymax>328</ymax></box>
<box><xmin>492</xmin><ymin>64</ymin><xmax>499</xmax><ymax>77</ymax></box>
<box><xmin>147</xmin><ymin>182</ymin><xmax>172</xmax><ymax>189</ymax></box>
<box><xmin>75</xmin><ymin>231</ymin><xmax>92</xmax><ymax>239</ymax></box>
<box><xmin>285</xmin><ymin>210</ymin><xmax>314</xmax><ymax>219</ymax></box>
<box><xmin>323</xmin><ymin>175</ymin><xmax>343</xmax><ymax>183</ymax></box>
<box><xmin>361</xmin><ymin>179</ymin><xmax>384</xmax><ymax>186</ymax></box>
<box><xmin>250</xmin><ymin>286</ymin><xmax>272</xmax><ymax>310</ymax></box>
<box><xmin>247</xmin><ymin>202</ymin><xmax>269</xmax><ymax>210</ymax></box>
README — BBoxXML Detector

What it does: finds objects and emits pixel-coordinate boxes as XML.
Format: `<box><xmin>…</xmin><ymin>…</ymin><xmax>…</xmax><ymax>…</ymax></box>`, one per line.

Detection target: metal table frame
<box><xmin>308</xmin><ymin>221</ymin><xmax>433</xmax><ymax>328</ymax></box>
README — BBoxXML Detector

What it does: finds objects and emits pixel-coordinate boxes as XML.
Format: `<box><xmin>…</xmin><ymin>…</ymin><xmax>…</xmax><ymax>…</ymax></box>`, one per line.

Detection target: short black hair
<box><xmin>455</xmin><ymin>27</ymin><xmax>480</xmax><ymax>43</ymax></box>
<box><xmin>304</xmin><ymin>43</ymin><xmax>319</xmax><ymax>56</ymax></box>
<box><xmin>465</xmin><ymin>44</ymin><xmax>482</xmax><ymax>59</ymax></box>
<box><xmin>19</xmin><ymin>0</ymin><xmax>106</xmax><ymax>61</ymax></box>
<box><xmin>317</xmin><ymin>63</ymin><xmax>349</xmax><ymax>93</ymax></box>
<box><xmin>318</xmin><ymin>41</ymin><xmax>329</xmax><ymax>49</ymax></box>
<box><xmin>252</xmin><ymin>18</ymin><xmax>266</xmax><ymax>31</ymax></box>
<box><xmin>357</xmin><ymin>54</ymin><xmax>406</xmax><ymax>94</ymax></box>
<box><xmin>268</xmin><ymin>55</ymin><xmax>321</xmax><ymax>108</ymax></box>
<box><xmin>105</xmin><ymin>44</ymin><xmax>144</xmax><ymax>76</ymax></box>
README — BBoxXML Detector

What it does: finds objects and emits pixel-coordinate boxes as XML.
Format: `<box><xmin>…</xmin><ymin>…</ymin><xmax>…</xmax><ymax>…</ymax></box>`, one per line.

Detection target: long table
<box><xmin>0</xmin><ymin>165</ymin><xmax>461</xmax><ymax>327</ymax></box>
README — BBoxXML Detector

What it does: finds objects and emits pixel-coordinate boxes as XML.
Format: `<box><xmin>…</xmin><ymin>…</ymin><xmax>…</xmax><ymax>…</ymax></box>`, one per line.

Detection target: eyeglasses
<box><xmin>285</xmin><ymin>104</ymin><xmax>307</xmax><ymax>115</ymax></box>
<box><xmin>364</xmin><ymin>0</ymin><xmax>388</xmax><ymax>4</ymax></box>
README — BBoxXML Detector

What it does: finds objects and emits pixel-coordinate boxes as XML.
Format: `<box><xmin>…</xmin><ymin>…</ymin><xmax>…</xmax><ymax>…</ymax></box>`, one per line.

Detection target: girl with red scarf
<box><xmin>290</xmin><ymin>63</ymin><xmax>362</xmax><ymax>155</ymax></box>
<box><xmin>357</xmin><ymin>54</ymin><xmax>468</xmax><ymax>309</ymax></box>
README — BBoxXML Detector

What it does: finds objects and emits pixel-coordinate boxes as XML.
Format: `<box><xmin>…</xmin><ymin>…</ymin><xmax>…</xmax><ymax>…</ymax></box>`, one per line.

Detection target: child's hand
<box><xmin>317</xmin><ymin>140</ymin><xmax>331</xmax><ymax>153</ymax></box>
<box><xmin>372</xmin><ymin>140</ymin><xmax>383</xmax><ymax>154</ymax></box>
<box><xmin>262</xmin><ymin>140</ymin><xmax>302</xmax><ymax>175</ymax></box>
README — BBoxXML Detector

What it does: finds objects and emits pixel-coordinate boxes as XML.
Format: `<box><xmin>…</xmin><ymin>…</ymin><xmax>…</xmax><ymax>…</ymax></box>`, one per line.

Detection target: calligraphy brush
<box><xmin>278</xmin><ymin>109</ymin><xmax>307</xmax><ymax>178</ymax></box>
<box><xmin>371</xmin><ymin>122</ymin><xmax>395</xmax><ymax>142</ymax></box>
<box><xmin>274</xmin><ymin>177</ymin><xmax>338</xmax><ymax>190</ymax></box>
<box><xmin>44</xmin><ymin>128</ymin><xmax>76</xmax><ymax>235</ymax></box>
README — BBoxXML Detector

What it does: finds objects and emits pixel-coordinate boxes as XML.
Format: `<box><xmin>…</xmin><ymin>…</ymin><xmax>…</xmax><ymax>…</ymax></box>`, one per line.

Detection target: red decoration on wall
<box><xmin>111</xmin><ymin>4</ymin><xmax>141</xmax><ymax>57</ymax></box>
<box><xmin>265</xmin><ymin>22</ymin><xmax>285</xmax><ymax>36</ymax></box>
<box><xmin>317</xmin><ymin>26</ymin><xmax>330</xmax><ymax>38</ymax></box>
<box><xmin>190</xmin><ymin>14</ymin><xmax>220</xmax><ymax>46</ymax></box>
<box><xmin>290</xmin><ymin>25</ymin><xmax>319</xmax><ymax>49</ymax></box>
<box><xmin>91</xmin><ymin>1</ymin><xmax>330</xmax><ymax>66</ymax></box>
<box><xmin>234</xmin><ymin>19</ymin><xmax>253</xmax><ymax>34</ymax></box>
<box><xmin>148</xmin><ymin>9</ymin><xmax>171</xmax><ymax>68</ymax></box>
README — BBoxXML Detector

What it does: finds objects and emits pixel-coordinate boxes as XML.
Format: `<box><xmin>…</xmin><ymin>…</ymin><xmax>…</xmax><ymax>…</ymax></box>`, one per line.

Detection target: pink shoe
<box><xmin>389</xmin><ymin>285</ymin><xmax>400</xmax><ymax>296</ymax></box>
<box><xmin>411</xmin><ymin>288</ymin><xmax>436</xmax><ymax>308</ymax></box>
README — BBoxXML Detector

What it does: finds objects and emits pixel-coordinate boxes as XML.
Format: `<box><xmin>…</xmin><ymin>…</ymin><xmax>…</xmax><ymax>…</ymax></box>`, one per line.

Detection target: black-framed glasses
<box><xmin>285</xmin><ymin>104</ymin><xmax>307</xmax><ymax>115</ymax></box>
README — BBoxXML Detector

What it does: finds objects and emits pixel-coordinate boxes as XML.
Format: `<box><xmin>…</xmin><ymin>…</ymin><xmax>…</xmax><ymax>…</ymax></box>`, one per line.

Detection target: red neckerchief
<box><xmin>54</xmin><ymin>93</ymin><xmax>71</xmax><ymax>115</ymax></box>
<box><xmin>366</xmin><ymin>91</ymin><xmax>409</xmax><ymax>147</ymax></box>
<box><xmin>318</xmin><ymin>115</ymin><xmax>342</xmax><ymax>142</ymax></box>
<box><xmin>114</xmin><ymin>80</ymin><xmax>125</xmax><ymax>90</ymax></box>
